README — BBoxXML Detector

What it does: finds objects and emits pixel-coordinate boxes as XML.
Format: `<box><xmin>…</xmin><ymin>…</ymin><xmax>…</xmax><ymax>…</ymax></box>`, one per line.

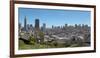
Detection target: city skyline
<box><xmin>18</xmin><ymin>8</ymin><xmax>91</xmax><ymax>28</ymax></box>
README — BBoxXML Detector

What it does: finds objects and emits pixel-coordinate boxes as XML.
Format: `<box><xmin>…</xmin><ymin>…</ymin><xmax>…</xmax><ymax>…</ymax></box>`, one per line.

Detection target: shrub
<box><xmin>29</xmin><ymin>36</ymin><xmax>36</xmax><ymax>45</ymax></box>
<box><xmin>39</xmin><ymin>31</ymin><xmax>44</xmax><ymax>39</ymax></box>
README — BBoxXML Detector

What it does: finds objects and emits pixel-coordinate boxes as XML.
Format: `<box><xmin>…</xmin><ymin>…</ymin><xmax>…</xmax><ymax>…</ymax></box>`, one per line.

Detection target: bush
<box><xmin>29</xmin><ymin>36</ymin><xmax>36</xmax><ymax>45</ymax></box>
<box><xmin>39</xmin><ymin>31</ymin><xmax>44</xmax><ymax>38</ymax></box>
<box><xmin>19</xmin><ymin>39</ymin><xmax>25</xmax><ymax>46</ymax></box>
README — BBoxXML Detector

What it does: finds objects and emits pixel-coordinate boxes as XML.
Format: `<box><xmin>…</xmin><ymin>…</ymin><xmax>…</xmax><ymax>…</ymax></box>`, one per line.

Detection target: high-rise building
<box><xmin>24</xmin><ymin>16</ymin><xmax>27</xmax><ymax>31</ymax></box>
<box><xmin>35</xmin><ymin>19</ymin><xmax>40</xmax><ymax>30</ymax></box>
<box><xmin>27</xmin><ymin>24</ymin><xmax>30</xmax><ymax>30</ymax></box>
<box><xmin>34</xmin><ymin>19</ymin><xmax>42</xmax><ymax>43</ymax></box>
<box><xmin>42</xmin><ymin>23</ymin><xmax>46</xmax><ymax>32</ymax></box>
<box><xmin>30</xmin><ymin>24</ymin><xmax>33</xmax><ymax>30</ymax></box>
<box><xmin>65</xmin><ymin>24</ymin><xmax>68</xmax><ymax>29</ymax></box>
<box><xmin>65</xmin><ymin>24</ymin><xmax>68</xmax><ymax>27</ymax></box>
<box><xmin>75</xmin><ymin>24</ymin><xmax>78</xmax><ymax>28</ymax></box>
<box><xmin>52</xmin><ymin>25</ymin><xmax>54</xmax><ymax>29</ymax></box>
<box><xmin>19</xmin><ymin>22</ymin><xmax>21</xmax><ymax>32</ymax></box>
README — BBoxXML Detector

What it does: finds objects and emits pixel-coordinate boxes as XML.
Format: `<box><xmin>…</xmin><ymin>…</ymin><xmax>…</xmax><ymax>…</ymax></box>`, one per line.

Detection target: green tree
<box><xmin>29</xmin><ymin>36</ymin><xmax>36</xmax><ymax>45</ymax></box>
<box><xmin>38</xmin><ymin>31</ymin><xmax>44</xmax><ymax>43</ymax></box>
<box><xmin>39</xmin><ymin>31</ymin><xmax>44</xmax><ymax>38</ymax></box>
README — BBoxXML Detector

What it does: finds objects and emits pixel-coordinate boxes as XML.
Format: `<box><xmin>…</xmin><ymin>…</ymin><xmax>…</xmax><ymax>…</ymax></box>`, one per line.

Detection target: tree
<box><xmin>29</xmin><ymin>36</ymin><xmax>36</xmax><ymax>45</ymax></box>
<box><xmin>39</xmin><ymin>31</ymin><xmax>44</xmax><ymax>38</ymax></box>
<box><xmin>38</xmin><ymin>31</ymin><xmax>44</xmax><ymax>43</ymax></box>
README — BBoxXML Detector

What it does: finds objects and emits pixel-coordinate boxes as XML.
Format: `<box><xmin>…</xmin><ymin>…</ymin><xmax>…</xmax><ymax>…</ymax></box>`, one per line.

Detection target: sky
<box><xmin>18</xmin><ymin>8</ymin><xmax>91</xmax><ymax>28</ymax></box>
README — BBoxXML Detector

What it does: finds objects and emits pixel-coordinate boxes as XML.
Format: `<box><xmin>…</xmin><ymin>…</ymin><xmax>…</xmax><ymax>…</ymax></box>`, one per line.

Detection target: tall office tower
<box><xmin>30</xmin><ymin>24</ymin><xmax>34</xmax><ymax>31</ymax></box>
<box><xmin>34</xmin><ymin>19</ymin><xmax>42</xmax><ymax>43</ymax></box>
<box><xmin>35</xmin><ymin>19</ymin><xmax>40</xmax><ymax>30</ymax></box>
<box><xmin>42</xmin><ymin>23</ymin><xmax>46</xmax><ymax>32</ymax></box>
<box><xmin>65</xmin><ymin>24</ymin><xmax>68</xmax><ymax>27</ymax></box>
<box><xmin>75</xmin><ymin>24</ymin><xmax>78</xmax><ymax>28</ymax></box>
<box><xmin>52</xmin><ymin>25</ymin><xmax>54</xmax><ymax>29</ymax></box>
<box><xmin>24</xmin><ymin>16</ymin><xmax>27</xmax><ymax>31</ymax></box>
<box><xmin>19</xmin><ymin>22</ymin><xmax>21</xmax><ymax>32</ymax></box>
<box><xmin>27</xmin><ymin>24</ymin><xmax>30</xmax><ymax>30</ymax></box>
<box><xmin>65</xmin><ymin>24</ymin><xmax>68</xmax><ymax>29</ymax></box>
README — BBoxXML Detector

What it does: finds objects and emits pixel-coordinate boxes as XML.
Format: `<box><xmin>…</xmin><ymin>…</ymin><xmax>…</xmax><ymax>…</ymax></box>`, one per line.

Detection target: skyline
<box><xmin>18</xmin><ymin>8</ymin><xmax>91</xmax><ymax>28</ymax></box>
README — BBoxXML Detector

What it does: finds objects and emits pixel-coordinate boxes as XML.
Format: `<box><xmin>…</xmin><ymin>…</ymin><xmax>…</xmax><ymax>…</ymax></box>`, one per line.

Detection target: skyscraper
<box><xmin>52</xmin><ymin>25</ymin><xmax>54</xmax><ymax>29</ymax></box>
<box><xmin>18</xmin><ymin>22</ymin><xmax>21</xmax><ymax>32</ymax></box>
<box><xmin>24</xmin><ymin>16</ymin><xmax>27</xmax><ymax>31</ymax></box>
<box><xmin>65</xmin><ymin>24</ymin><xmax>68</xmax><ymax>27</ymax></box>
<box><xmin>34</xmin><ymin>19</ymin><xmax>41</xmax><ymax>43</ymax></box>
<box><xmin>65</xmin><ymin>24</ymin><xmax>68</xmax><ymax>29</ymax></box>
<box><xmin>35</xmin><ymin>19</ymin><xmax>40</xmax><ymax>30</ymax></box>
<box><xmin>42</xmin><ymin>23</ymin><xmax>46</xmax><ymax>32</ymax></box>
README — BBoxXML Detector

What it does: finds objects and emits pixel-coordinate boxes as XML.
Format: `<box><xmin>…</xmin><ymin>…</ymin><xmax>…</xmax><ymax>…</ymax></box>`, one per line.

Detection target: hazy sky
<box><xmin>18</xmin><ymin>8</ymin><xmax>91</xmax><ymax>28</ymax></box>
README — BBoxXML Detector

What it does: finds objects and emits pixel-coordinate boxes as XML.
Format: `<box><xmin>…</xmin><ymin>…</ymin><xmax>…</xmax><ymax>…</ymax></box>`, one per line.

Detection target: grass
<box><xmin>19</xmin><ymin>39</ymin><xmax>53</xmax><ymax>50</ymax></box>
<box><xmin>19</xmin><ymin>39</ymin><xmax>85</xmax><ymax>50</ymax></box>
